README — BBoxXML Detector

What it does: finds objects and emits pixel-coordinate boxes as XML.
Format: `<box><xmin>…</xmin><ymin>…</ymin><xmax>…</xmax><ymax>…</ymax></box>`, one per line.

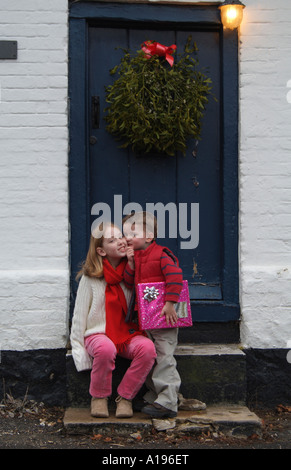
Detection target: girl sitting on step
<box><xmin>70</xmin><ymin>222</ymin><xmax>156</xmax><ymax>419</ymax></box>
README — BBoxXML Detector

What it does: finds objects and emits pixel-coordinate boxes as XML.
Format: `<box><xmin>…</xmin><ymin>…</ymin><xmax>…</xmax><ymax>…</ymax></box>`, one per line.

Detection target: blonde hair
<box><xmin>123</xmin><ymin>211</ymin><xmax>157</xmax><ymax>239</ymax></box>
<box><xmin>76</xmin><ymin>222</ymin><xmax>115</xmax><ymax>280</ymax></box>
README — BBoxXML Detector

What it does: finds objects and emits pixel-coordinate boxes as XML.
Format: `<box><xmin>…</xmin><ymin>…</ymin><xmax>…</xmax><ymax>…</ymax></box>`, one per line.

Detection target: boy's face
<box><xmin>123</xmin><ymin>221</ymin><xmax>153</xmax><ymax>251</ymax></box>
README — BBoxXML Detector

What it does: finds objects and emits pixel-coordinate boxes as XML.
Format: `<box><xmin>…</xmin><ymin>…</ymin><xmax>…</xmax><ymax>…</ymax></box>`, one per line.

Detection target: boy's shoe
<box><xmin>91</xmin><ymin>397</ymin><xmax>109</xmax><ymax>418</ymax></box>
<box><xmin>142</xmin><ymin>403</ymin><xmax>177</xmax><ymax>419</ymax></box>
<box><xmin>115</xmin><ymin>395</ymin><xmax>133</xmax><ymax>418</ymax></box>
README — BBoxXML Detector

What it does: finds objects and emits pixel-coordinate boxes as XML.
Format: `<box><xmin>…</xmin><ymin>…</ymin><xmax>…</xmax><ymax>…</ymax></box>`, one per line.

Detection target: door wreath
<box><xmin>104</xmin><ymin>37</ymin><xmax>213</xmax><ymax>156</ymax></box>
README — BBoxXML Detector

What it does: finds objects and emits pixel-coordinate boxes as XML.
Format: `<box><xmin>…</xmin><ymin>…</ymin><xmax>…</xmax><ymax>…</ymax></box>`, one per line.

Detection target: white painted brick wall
<box><xmin>0</xmin><ymin>0</ymin><xmax>69</xmax><ymax>351</ymax></box>
<box><xmin>240</xmin><ymin>0</ymin><xmax>291</xmax><ymax>348</ymax></box>
<box><xmin>0</xmin><ymin>0</ymin><xmax>291</xmax><ymax>351</ymax></box>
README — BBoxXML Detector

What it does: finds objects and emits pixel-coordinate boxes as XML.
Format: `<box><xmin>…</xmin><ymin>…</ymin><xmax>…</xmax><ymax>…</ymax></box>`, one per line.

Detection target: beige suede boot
<box><xmin>91</xmin><ymin>397</ymin><xmax>109</xmax><ymax>418</ymax></box>
<box><xmin>115</xmin><ymin>395</ymin><xmax>133</xmax><ymax>418</ymax></box>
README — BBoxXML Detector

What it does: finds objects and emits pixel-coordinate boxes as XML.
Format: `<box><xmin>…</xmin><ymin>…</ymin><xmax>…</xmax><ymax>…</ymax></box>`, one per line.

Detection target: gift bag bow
<box><xmin>143</xmin><ymin>286</ymin><xmax>160</xmax><ymax>302</ymax></box>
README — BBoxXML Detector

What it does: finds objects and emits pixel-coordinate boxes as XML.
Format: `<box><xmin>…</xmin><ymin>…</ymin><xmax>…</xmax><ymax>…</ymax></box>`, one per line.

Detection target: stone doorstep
<box><xmin>63</xmin><ymin>405</ymin><xmax>263</xmax><ymax>439</ymax></box>
<box><xmin>66</xmin><ymin>343</ymin><xmax>247</xmax><ymax>408</ymax></box>
<box><xmin>174</xmin><ymin>344</ymin><xmax>246</xmax><ymax>356</ymax></box>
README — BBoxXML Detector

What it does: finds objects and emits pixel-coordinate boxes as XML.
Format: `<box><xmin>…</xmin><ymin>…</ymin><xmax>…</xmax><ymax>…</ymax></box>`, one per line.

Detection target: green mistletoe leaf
<box><xmin>104</xmin><ymin>36</ymin><xmax>214</xmax><ymax>156</ymax></box>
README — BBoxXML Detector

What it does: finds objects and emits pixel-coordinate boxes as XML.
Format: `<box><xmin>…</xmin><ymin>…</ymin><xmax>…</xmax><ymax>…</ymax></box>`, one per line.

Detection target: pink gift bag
<box><xmin>137</xmin><ymin>280</ymin><xmax>192</xmax><ymax>330</ymax></box>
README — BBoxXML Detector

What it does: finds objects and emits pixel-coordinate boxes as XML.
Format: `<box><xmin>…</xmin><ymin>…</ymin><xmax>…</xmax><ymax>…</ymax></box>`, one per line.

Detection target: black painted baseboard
<box><xmin>0</xmin><ymin>349</ymin><xmax>67</xmax><ymax>406</ymax></box>
<box><xmin>244</xmin><ymin>348</ymin><xmax>291</xmax><ymax>409</ymax></box>
<box><xmin>0</xmin><ymin>347</ymin><xmax>290</xmax><ymax>408</ymax></box>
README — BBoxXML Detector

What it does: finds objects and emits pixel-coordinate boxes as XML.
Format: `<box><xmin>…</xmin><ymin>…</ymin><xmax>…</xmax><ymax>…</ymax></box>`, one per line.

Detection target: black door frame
<box><xmin>69</xmin><ymin>2</ymin><xmax>240</xmax><ymax>337</ymax></box>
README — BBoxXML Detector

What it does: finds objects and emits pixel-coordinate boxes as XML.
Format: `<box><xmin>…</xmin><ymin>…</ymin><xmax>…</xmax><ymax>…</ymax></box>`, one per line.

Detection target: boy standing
<box><xmin>123</xmin><ymin>212</ymin><xmax>183</xmax><ymax>418</ymax></box>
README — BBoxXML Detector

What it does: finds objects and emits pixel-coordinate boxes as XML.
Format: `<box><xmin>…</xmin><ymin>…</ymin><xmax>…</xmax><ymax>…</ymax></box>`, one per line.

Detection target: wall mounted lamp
<box><xmin>219</xmin><ymin>0</ymin><xmax>245</xmax><ymax>30</ymax></box>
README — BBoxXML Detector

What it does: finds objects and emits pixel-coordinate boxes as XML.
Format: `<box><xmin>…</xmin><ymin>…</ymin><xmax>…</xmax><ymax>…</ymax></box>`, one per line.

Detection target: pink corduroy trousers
<box><xmin>84</xmin><ymin>333</ymin><xmax>156</xmax><ymax>400</ymax></box>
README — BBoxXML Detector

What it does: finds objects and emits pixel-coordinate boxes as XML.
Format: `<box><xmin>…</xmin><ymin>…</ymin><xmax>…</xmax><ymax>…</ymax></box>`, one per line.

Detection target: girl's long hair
<box><xmin>76</xmin><ymin>222</ymin><xmax>113</xmax><ymax>280</ymax></box>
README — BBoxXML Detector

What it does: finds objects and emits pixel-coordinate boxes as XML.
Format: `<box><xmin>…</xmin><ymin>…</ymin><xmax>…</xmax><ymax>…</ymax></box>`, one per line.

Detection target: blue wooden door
<box><xmin>69</xmin><ymin>3</ymin><xmax>240</xmax><ymax>329</ymax></box>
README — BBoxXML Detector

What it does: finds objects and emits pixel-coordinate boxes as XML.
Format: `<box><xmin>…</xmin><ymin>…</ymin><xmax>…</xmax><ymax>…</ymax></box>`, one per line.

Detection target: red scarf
<box><xmin>103</xmin><ymin>258</ymin><xmax>142</xmax><ymax>353</ymax></box>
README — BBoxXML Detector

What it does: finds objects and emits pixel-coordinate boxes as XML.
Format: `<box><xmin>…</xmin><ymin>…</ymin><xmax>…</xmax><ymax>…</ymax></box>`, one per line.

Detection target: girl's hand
<box><xmin>160</xmin><ymin>301</ymin><xmax>178</xmax><ymax>326</ymax></box>
<box><xmin>126</xmin><ymin>246</ymin><xmax>135</xmax><ymax>270</ymax></box>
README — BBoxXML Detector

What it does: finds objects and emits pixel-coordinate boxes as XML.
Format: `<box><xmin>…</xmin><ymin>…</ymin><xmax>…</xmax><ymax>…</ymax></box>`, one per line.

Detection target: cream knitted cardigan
<box><xmin>70</xmin><ymin>275</ymin><xmax>132</xmax><ymax>372</ymax></box>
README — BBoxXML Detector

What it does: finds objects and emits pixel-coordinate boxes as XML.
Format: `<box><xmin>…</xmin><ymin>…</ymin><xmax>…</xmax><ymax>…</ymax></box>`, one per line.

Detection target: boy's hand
<box><xmin>160</xmin><ymin>301</ymin><xmax>178</xmax><ymax>326</ymax></box>
<box><xmin>126</xmin><ymin>246</ymin><xmax>135</xmax><ymax>270</ymax></box>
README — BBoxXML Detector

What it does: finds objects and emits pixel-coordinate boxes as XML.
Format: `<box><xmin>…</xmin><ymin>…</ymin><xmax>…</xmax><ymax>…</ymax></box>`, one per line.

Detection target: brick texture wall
<box><xmin>239</xmin><ymin>0</ymin><xmax>291</xmax><ymax>347</ymax></box>
<box><xmin>0</xmin><ymin>0</ymin><xmax>69</xmax><ymax>350</ymax></box>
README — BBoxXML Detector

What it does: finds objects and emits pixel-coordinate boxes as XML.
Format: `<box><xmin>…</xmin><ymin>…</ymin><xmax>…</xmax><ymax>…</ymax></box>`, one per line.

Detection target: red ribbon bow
<box><xmin>141</xmin><ymin>41</ymin><xmax>177</xmax><ymax>67</ymax></box>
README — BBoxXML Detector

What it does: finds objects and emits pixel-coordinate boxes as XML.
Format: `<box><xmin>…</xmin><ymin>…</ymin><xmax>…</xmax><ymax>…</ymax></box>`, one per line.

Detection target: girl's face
<box><xmin>96</xmin><ymin>226</ymin><xmax>127</xmax><ymax>266</ymax></box>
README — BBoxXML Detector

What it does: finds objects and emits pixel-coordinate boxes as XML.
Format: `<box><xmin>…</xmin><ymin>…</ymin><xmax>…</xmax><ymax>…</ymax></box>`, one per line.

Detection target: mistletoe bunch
<box><xmin>104</xmin><ymin>37</ymin><xmax>212</xmax><ymax>156</ymax></box>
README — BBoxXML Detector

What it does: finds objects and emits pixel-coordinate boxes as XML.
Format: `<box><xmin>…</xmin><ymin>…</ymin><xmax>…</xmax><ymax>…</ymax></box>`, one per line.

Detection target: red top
<box><xmin>124</xmin><ymin>241</ymin><xmax>183</xmax><ymax>303</ymax></box>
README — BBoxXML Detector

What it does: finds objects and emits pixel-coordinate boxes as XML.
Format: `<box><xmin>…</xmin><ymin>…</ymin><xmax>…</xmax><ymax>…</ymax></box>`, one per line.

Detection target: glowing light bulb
<box><xmin>219</xmin><ymin>2</ymin><xmax>245</xmax><ymax>30</ymax></box>
<box><xmin>227</xmin><ymin>7</ymin><xmax>238</xmax><ymax>21</ymax></box>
